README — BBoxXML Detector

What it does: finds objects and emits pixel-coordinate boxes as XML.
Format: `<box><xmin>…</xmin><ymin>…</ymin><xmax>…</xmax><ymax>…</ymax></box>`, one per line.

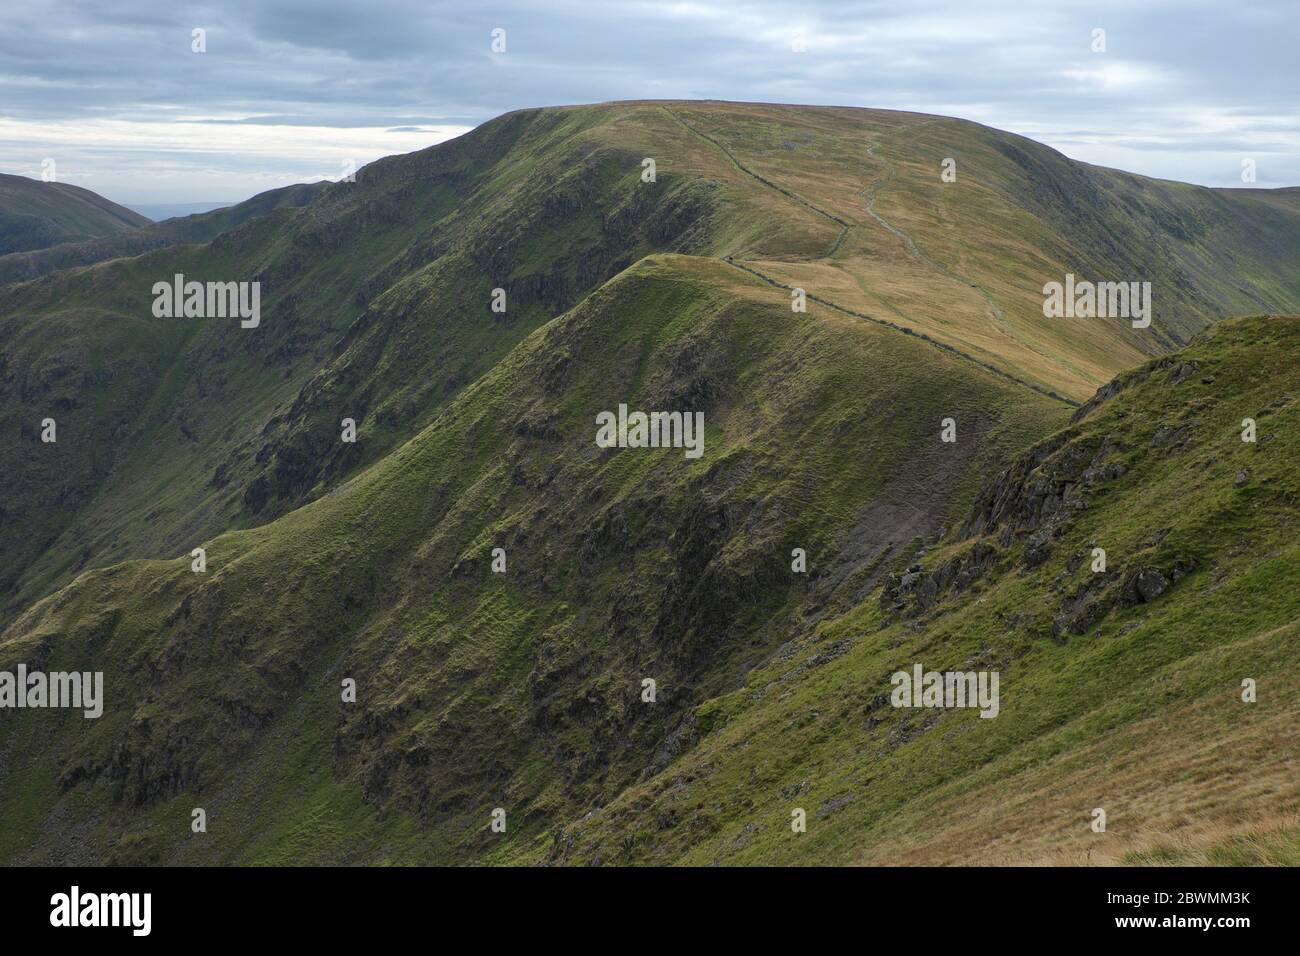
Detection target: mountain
<box><xmin>4</xmin><ymin>101</ymin><xmax>1299</xmax><ymax>627</ymax></box>
<box><xmin>0</xmin><ymin>101</ymin><xmax>1297</xmax><ymax>865</ymax></box>
<box><xmin>127</xmin><ymin>201</ymin><xmax>241</xmax><ymax>222</ymax></box>
<box><xmin>0</xmin><ymin>181</ymin><xmax>326</xmax><ymax>286</ymax></box>
<box><xmin>0</xmin><ymin>173</ymin><xmax>151</xmax><ymax>256</ymax></box>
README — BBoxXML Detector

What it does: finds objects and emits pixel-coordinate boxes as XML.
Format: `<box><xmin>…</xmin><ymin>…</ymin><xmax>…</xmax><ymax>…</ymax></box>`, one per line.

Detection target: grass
<box><xmin>540</xmin><ymin>315</ymin><xmax>1300</xmax><ymax>866</ymax></box>
<box><xmin>0</xmin><ymin>252</ymin><xmax>1063</xmax><ymax>863</ymax></box>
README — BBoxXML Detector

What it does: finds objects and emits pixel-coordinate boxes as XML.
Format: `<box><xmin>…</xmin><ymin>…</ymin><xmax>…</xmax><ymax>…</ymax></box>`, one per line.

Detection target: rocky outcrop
<box><xmin>1072</xmin><ymin>354</ymin><xmax>1207</xmax><ymax>424</ymax></box>
<box><xmin>944</xmin><ymin>363</ymin><xmax>1202</xmax><ymax>639</ymax></box>
<box><xmin>880</xmin><ymin>540</ymin><xmax>999</xmax><ymax>616</ymax></box>
<box><xmin>958</xmin><ymin>426</ymin><xmax>1134</xmax><ymax>574</ymax></box>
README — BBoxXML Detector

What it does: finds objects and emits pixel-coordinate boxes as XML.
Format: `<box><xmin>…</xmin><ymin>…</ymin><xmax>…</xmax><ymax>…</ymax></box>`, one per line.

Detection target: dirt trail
<box><xmin>661</xmin><ymin>105</ymin><xmax>1081</xmax><ymax>408</ymax></box>
<box><xmin>723</xmin><ymin>257</ymin><xmax>1077</xmax><ymax>407</ymax></box>
<box><xmin>861</xmin><ymin>138</ymin><xmax>1092</xmax><ymax>384</ymax></box>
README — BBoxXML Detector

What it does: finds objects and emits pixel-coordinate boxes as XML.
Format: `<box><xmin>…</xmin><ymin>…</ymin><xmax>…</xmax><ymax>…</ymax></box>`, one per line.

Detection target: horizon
<box><xmin>8</xmin><ymin>97</ymin><xmax>1299</xmax><ymax>220</ymax></box>
<box><xmin>1</xmin><ymin>1</ymin><xmax>1296</xmax><ymax>206</ymax></box>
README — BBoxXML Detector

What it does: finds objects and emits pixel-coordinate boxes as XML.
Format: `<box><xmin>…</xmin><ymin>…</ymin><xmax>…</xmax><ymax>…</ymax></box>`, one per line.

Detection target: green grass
<box><xmin>0</xmin><ymin>252</ymin><xmax>1063</xmax><ymax>864</ymax></box>
<box><xmin>539</xmin><ymin>315</ymin><xmax>1300</xmax><ymax>866</ymax></box>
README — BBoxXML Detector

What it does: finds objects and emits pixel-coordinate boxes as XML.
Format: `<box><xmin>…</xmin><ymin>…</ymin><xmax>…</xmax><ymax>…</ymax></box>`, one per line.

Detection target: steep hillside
<box><xmin>2</xmin><ymin>294</ymin><xmax>1295</xmax><ymax>865</ymax></box>
<box><xmin>0</xmin><ymin>105</ymin><xmax>722</xmax><ymax>622</ymax></box>
<box><xmin>5</xmin><ymin>102</ymin><xmax>1300</xmax><ymax>635</ymax></box>
<box><xmin>0</xmin><ymin>252</ymin><xmax>1065</xmax><ymax>863</ymax></box>
<box><xmin>545</xmin><ymin>314</ymin><xmax>1300</xmax><ymax>866</ymax></box>
<box><xmin>0</xmin><ymin>182</ymin><xmax>325</xmax><ymax>286</ymax></box>
<box><xmin>0</xmin><ymin>173</ymin><xmax>150</xmax><ymax>256</ymax></box>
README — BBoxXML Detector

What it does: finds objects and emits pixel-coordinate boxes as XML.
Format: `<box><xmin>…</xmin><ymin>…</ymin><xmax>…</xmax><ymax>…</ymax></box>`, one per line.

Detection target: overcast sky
<box><xmin>1</xmin><ymin>0</ymin><xmax>1296</xmax><ymax>207</ymax></box>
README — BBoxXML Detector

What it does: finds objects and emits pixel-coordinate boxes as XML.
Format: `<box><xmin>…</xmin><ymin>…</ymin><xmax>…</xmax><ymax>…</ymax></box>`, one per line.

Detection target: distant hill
<box><xmin>0</xmin><ymin>173</ymin><xmax>150</xmax><ymax>255</ymax></box>
<box><xmin>127</xmin><ymin>201</ymin><xmax>241</xmax><ymax>222</ymax></box>
<box><xmin>0</xmin><ymin>181</ymin><xmax>325</xmax><ymax>285</ymax></box>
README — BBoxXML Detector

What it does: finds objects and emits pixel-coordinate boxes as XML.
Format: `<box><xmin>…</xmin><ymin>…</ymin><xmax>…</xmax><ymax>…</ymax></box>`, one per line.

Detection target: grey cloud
<box><xmin>0</xmin><ymin>0</ymin><xmax>1295</xmax><ymax>202</ymax></box>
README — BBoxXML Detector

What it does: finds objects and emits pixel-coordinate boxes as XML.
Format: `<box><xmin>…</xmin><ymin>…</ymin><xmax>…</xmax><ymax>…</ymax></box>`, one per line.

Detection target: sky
<box><xmin>1</xmin><ymin>0</ymin><xmax>1296</xmax><ymax>208</ymax></box>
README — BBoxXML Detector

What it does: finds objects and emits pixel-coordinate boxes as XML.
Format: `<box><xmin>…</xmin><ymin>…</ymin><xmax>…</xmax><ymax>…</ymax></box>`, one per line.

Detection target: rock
<box><xmin>734</xmin><ymin>822</ymin><xmax>759</xmax><ymax>849</ymax></box>
<box><xmin>1151</xmin><ymin>423</ymin><xmax>1190</xmax><ymax>448</ymax></box>
<box><xmin>1023</xmin><ymin>538</ymin><xmax>1052</xmax><ymax>569</ymax></box>
<box><xmin>1053</xmin><ymin>575</ymin><xmax>1117</xmax><ymax>637</ymax></box>
<box><xmin>817</xmin><ymin>792</ymin><xmax>855</xmax><ymax>818</ymax></box>
<box><xmin>1234</xmin><ymin>468</ymin><xmax>1250</xmax><ymax>488</ymax></box>
<box><xmin>881</xmin><ymin>541</ymin><xmax>999</xmax><ymax>616</ymax></box>
<box><xmin>1133</xmin><ymin>568</ymin><xmax>1169</xmax><ymax>603</ymax></box>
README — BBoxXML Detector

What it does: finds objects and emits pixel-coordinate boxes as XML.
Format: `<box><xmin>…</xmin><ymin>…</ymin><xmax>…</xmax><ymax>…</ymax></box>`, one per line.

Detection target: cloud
<box><xmin>1057</xmin><ymin>62</ymin><xmax>1178</xmax><ymax>93</ymax></box>
<box><xmin>0</xmin><ymin>0</ymin><xmax>1295</xmax><ymax>203</ymax></box>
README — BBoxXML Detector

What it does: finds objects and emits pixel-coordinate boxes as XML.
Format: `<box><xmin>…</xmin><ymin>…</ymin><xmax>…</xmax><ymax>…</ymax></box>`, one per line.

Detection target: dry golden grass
<box><xmin>853</xmin><ymin>622</ymin><xmax>1300</xmax><ymax>866</ymax></box>
<box><xmin>587</xmin><ymin>101</ymin><xmax>1245</xmax><ymax>405</ymax></box>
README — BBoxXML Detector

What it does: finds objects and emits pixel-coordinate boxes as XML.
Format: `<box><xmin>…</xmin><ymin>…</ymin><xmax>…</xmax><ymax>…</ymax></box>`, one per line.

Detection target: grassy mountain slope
<box><xmin>6</xmin><ymin>102</ymin><xmax>1300</xmax><ymax>636</ymax></box>
<box><xmin>542</xmin><ymin>314</ymin><xmax>1300</xmax><ymax>866</ymax></box>
<box><xmin>1</xmin><ymin>102</ymin><xmax>1298</xmax><ymax>866</ymax></box>
<box><xmin>0</xmin><ymin>252</ymin><xmax>1065</xmax><ymax>863</ymax></box>
<box><xmin>0</xmin><ymin>105</ymin><xmax>728</xmax><ymax>623</ymax></box>
<box><xmin>0</xmin><ymin>173</ymin><xmax>151</xmax><ymax>256</ymax></box>
<box><xmin>2</xmin><ymin>289</ymin><xmax>1295</xmax><ymax>865</ymax></box>
<box><xmin>0</xmin><ymin>182</ymin><xmax>325</xmax><ymax>286</ymax></box>
<box><xmin>657</xmin><ymin>102</ymin><xmax>1300</xmax><ymax>395</ymax></box>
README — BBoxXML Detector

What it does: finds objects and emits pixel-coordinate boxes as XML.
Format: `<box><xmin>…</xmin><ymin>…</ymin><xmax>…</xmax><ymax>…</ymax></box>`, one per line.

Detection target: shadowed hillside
<box><xmin>545</xmin><ymin>313</ymin><xmax>1300</xmax><ymax>866</ymax></box>
<box><xmin>0</xmin><ymin>251</ymin><xmax>1064</xmax><ymax>863</ymax></box>
<box><xmin>0</xmin><ymin>173</ymin><xmax>150</xmax><ymax>256</ymax></box>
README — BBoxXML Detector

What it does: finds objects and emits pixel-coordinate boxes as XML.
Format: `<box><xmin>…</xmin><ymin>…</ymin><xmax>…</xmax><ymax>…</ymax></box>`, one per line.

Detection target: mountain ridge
<box><xmin>0</xmin><ymin>101</ymin><xmax>1297</xmax><ymax>865</ymax></box>
<box><xmin>4</xmin><ymin>99</ymin><xmax>1298</xmax><ymax>629</ymax></box>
